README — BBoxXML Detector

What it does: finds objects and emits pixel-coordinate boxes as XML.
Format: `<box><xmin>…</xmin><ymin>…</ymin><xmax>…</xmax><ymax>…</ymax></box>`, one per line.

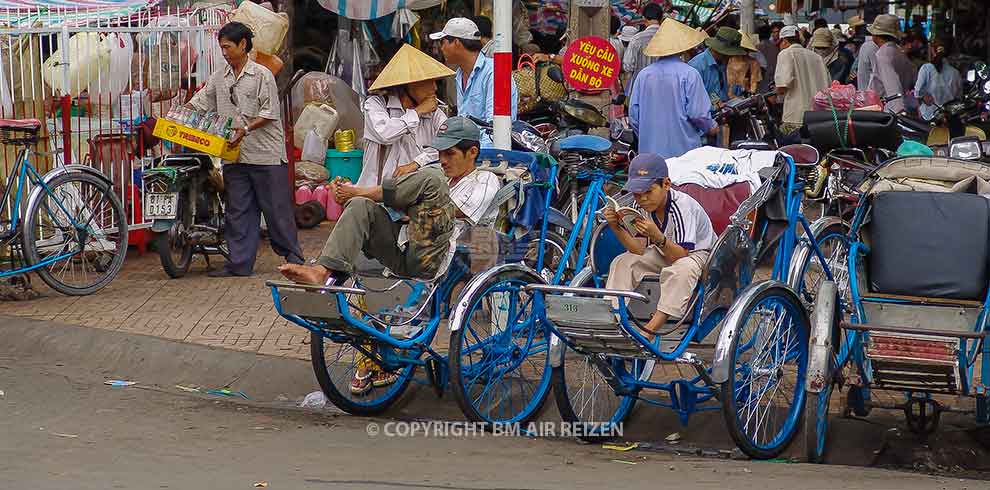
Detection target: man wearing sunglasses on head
<box><xmin>187</xmin><ymin>21</ymin><xmax>304</xmax><ymax>278</ymax></box>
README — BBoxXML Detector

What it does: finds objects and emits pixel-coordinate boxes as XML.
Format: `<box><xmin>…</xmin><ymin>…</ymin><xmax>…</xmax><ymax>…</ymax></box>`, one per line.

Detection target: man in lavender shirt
<box><xmin>629</xmin><ymin>18</ymin><xmax>719</xmax><ymax>160</ymax></box>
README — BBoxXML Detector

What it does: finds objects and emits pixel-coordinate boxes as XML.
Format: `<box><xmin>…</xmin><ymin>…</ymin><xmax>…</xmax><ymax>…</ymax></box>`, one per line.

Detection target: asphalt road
<box><xmin>1</xmin><ymin>345</ymin><xmax>985</xmax><ymax>490</ymax></box>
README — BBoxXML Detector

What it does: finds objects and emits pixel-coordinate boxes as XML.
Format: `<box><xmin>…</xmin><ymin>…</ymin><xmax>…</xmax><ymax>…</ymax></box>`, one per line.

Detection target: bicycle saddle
<box><xmin>0</xmin><ymin>118</ymin><xmax>41</xmax><ymax>130</ymax></box>
<box><xmin>559</xmin><ymin>134</ymin><xmax>612</xmax><ymax>155</ymax></box>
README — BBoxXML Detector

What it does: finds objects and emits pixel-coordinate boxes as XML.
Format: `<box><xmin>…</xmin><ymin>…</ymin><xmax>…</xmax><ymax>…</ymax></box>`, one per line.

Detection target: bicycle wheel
<box><xmin>449</xmin><ymin>268</ymin><xmax>553</xmax><ymax>425</ymax></box>
<box><xmin>310</xmin><ymin>333</ymin><xmax>417</xmax><ymax>416</ymax></box>
<box><xmin>791</xmin><ymin>224</ymin><xmax>850</xmax><ymax>312</ymax></box>
<box><xmin>22</xmin><ymin>171</ymin><xmax>127</xmax><ymax>296</ymax></box>
<box><xmin>551</xmin><ymin>269</ymin><xmax>653</xmax><ymax>441</ymax></box>
<box><xmin>721</xmin><ymin>283</ymin><xmax>809</xmax><ymax>460</ymax></box>
<box><xmin>154</xmin><ymin>189</ymin><xmax>194</xmax><ymax>278</ymax></box>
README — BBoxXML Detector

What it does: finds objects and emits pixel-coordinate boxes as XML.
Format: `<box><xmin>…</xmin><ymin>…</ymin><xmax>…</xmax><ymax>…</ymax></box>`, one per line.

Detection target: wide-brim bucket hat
<box><xmin>368</xmin><ymin>44</ymin><xmax>455</xmax><ymax>92</ymax></box>
<box><xmin>705</xmin><ymin>26</ymin><xmax>749</xmax><ymax>57</ymax></box>
<box><xmin>867</xmin><ymin>14</ymin><xmax>903</xmax><ymax>39</ymax></box>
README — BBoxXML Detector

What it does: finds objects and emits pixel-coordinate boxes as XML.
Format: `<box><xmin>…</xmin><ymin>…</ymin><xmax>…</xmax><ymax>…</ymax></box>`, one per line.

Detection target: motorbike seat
<box><xmin>559</xmin><ymin>134</ymin><xmax>612</xmax><ymax>155</ymax></box>
<box><xmin>897</xmin><ymin>113</ymin><xmax>931</xmax><ymax>133</ymax></box>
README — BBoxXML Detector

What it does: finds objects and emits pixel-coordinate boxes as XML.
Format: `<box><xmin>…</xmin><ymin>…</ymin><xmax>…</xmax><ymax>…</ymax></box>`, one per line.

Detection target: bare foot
<box><xmin>278</xmin><ymin>263</ymin><xmax>331</xmax><ymax>285</ymax></box>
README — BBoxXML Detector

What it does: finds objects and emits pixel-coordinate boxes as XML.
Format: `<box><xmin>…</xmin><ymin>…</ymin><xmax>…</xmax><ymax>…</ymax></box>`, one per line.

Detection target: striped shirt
<box><xmin>449</xmin><ymin>169</ymin><xmax>501</xmax><ymax>226</ymax></box>
<box><xmin>623</xmin><ymin>23</ymin><xmax>661</xmax><ymax>93</ymax></box>
<box><xmin>631</xmin><ymin>189</ymin><xmax>716</xmax><ymax>252</ymax></box>
<box><xmin>188</xmin><ymin>60</ymin><xmax>285</xmax><ymax>165</ymax></box>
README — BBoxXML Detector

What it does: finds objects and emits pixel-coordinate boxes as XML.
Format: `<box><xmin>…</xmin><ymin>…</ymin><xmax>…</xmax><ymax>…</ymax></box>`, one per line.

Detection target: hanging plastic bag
<box><xmin>289</xmin><ymin>72</ymin><xmax>363</xmax><ymax>142</ymax></box>
<box><xmin>138</xmin><ymin>16</ymin><xmax>198</xmax><ymax>101</ymax></box>
<box><xmin>300</xmin><ymin>128</ymin><xmax>328</xmax><ymax>163</ymax></box>
<box><xmin>103</xmin><ymin>33</ymin><xmax>133</xmax><ymax>96</ymax></box>
<box><xmin>42</xmin><ymin>32</ymin><xmax>110</xmax><ymax>96</ymax></box>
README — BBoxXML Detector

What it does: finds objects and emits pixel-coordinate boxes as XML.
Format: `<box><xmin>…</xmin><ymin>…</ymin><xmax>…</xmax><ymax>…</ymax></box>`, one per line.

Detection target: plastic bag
<box><xmin>42</xmin><ymin>32</ymin><xmax>110</xmax><ymax>96</ymax></box>
<box><xmin>293</xmin><ymin>103</ymin><xmax>339</xmax><ymax>149</ymax></box>
<box><xmin>290</xmin><ymin>72</ymin><xmax>363</xmax><ymax>142</ymax></box>
<box><xmin>138</xmin><ymin>16</ymin><xmax>198</xmax><ymax>100</ymax></box>
<box><xmin>102</xmin><ymin>33</ymin><xmax>134</xmax><ymax>96</ymax></box>
<box><xmin>812</xmin><ymin>81</ymin><xmax>882</xmax><ymax>112</ymax></box>
<box><xmin>229</xmin><ymin>1</ymin><xmax>289</xmax><ymax>55</ymax></box>
<box><xmin>295</xmin><ymin>160</ymin><xmax>330</xmax><ymax>188</ymax></box>
<box><xmin>301</xmin><ymin>129</ymin><xmax>328</xmax><ymax>163</ymax></box>
<box><xmin>299</xmin><ymin>390</ymin><xmax>327</xmax><ymax>408</ymax></box>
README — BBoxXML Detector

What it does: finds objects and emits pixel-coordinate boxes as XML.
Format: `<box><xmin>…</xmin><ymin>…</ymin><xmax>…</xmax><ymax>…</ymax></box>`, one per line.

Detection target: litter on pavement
<box><xmin>206</xmin><ymin>388</ymin><xmax>249</xmax><ymax>400</ymax></box>
<box><xmin>300</xmin><ymin>391</ymin><xmax>327</xmax><ymax>408</ymax></box>
<box><xmin>602</xmin><ymin>442</ymin><xmax>638</xmax><ymax>451</ymax></box>
<box><xmin>104</xmin><ymin>380</ymin><xmax>137</xmax><ymax>387</ymax></box>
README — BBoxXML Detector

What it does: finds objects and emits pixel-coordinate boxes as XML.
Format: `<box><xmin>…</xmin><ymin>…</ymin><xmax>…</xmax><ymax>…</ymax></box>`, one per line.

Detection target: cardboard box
<box><xmin>152</xmin><ymin>118</ymin><xmax>240</xmax><ymax>161</ymax></box>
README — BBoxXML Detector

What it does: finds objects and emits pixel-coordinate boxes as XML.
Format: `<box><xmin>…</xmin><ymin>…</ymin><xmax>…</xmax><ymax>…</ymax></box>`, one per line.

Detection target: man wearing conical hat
<box><xmin>628</xmin><ymin>18</ymin><xmax>718</xmax><ymax>159</ymax></box>
<box><xmin>355</xmin><ymin>44</ymin><xmax>453</xmax><ymax>187</ymax></box>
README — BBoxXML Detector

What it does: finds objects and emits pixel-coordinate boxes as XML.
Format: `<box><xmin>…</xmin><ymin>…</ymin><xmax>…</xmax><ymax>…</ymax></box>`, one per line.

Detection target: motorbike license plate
<box><xmin>145</xmin><ymin>192</ymin><xmax>178</xmax><ymax>220</ymax></box>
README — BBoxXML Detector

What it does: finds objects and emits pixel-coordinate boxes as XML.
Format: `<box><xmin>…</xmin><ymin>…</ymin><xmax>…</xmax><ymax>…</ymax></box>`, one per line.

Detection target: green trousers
<box><xmin>317</xmin><ymin>168</ymin><xmax>453</xmax><ymax>278</ymax></box>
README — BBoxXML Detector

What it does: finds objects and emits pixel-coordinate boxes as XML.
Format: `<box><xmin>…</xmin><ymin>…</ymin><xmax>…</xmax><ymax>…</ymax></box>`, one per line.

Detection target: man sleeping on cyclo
<box><xmin>278</xmin><ymin>117</ymin><xmax>500</xmax><ymax>393</ymax></box>
<box><xmin>603</xmin><ymin>153</ymin><xmax>716</xmax><ymax>339</ymax></box>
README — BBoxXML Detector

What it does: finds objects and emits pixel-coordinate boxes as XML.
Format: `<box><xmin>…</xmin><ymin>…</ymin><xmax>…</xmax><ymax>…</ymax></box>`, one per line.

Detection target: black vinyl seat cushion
<box><xmin>868</xmin><ymin>191</ymin><xmax>990</xmax><ymax>301</ymax></box>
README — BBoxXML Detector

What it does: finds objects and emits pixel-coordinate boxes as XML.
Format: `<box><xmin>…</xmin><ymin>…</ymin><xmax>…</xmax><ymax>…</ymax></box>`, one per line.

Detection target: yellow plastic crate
<box><xmin>153</xmin><ymin>118</ymin><xmax>240</xmax><ymax>161</ymax></box>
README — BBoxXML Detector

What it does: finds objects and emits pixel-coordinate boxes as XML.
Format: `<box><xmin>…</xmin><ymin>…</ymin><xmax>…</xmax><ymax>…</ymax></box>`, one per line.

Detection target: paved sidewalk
<box><xmin>2</xmin><ymin>225</ymin><xmax>343</xmax><ymax>360</ymax></box>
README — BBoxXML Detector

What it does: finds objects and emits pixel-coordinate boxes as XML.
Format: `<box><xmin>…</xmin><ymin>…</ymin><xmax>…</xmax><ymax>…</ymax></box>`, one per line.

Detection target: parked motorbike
<box><xmin>142</xmin><ymin>152</ymin><xmax>228</xmax><ymax>278</ymax></box>
<box><xmin>893</xmin><ymin>62</ymin><xmax>990</xmax><ymax>144</ymax></box>
<box><xmin>715</xmin><ymin>90</ymin><xmax>783</xmax><ymax>149</ymax></box>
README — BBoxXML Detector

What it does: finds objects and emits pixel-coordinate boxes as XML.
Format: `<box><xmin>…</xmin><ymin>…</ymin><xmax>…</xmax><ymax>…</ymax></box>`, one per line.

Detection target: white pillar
<box><xmin>740</xmin><ymin>0</ymin><xmax>755</xmax><ymax>34</ymax></box>
<box><xmin>492</xmin><ymin>0</ymin><xmax>512</xmax><ymax>149</ymax></box>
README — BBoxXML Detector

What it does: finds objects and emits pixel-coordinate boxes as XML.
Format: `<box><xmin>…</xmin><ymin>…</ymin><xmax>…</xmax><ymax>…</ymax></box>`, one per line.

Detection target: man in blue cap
<box><xmin>602</xmin><ymin>153</ymin><xmax>716</xmax><ymax>337</ymax></box>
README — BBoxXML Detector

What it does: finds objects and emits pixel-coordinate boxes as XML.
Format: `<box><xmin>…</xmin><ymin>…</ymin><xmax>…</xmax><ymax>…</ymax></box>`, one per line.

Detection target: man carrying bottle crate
<box><xmin>186</xmin><ymin>21</ymin><xmax>305</xmax><ymax>277</ymax></box>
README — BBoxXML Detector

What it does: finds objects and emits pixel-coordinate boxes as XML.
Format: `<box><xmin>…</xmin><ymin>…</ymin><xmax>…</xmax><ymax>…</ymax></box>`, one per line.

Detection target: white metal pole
<box><xmin>492</xmin><ymin>0</ymin><xmax>511</xmax><ymax>149</ymax></box>
<box><xmin>740</xmin><ymin>0</ymin><xmax>755</xmax><ymax>34</ymax></box>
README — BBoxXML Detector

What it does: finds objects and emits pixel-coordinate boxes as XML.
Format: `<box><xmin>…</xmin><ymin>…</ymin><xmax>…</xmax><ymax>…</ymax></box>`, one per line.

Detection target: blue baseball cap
<box><xmin>622</xmin><ymin>153</ymin><xmax>669</xmax><ymax>193</ymax></box>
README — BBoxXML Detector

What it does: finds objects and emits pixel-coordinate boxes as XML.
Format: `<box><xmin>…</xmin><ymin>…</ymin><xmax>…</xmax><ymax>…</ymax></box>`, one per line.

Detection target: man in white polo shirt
<box><xmin>603</xmin><ymin>153</ymin><xmax>715</xmax><ymax>338</ymax></box>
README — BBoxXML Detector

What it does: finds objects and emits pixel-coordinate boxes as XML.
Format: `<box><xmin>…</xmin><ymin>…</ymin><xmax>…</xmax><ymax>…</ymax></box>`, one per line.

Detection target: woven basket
<box><xmin>513</xmin><ymin>55</ymin><xmax>567</xmax><ymax>114</ymax></box>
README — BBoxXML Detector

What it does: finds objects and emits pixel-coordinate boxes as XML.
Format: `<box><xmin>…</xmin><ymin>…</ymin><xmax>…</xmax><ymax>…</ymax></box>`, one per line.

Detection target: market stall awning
<box><xmin>315</xmin><ymin>0</ymin><xmax>441</xmax><ymax>20</ymax></box>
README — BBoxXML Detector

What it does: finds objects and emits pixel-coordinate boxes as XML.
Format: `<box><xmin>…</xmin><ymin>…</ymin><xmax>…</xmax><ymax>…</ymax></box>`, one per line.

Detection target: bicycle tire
<box><xmin>22</xmin><ymin>171</ymin><xmax>127</xmax><ymax>296</ymax></box>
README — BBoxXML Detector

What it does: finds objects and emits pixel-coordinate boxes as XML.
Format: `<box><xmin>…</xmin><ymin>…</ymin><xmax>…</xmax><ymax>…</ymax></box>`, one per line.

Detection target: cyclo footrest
<box><xmin>527</xmin><ymin>284</ymin><xmax>654</xmax><ymax>359</ymax></box>
<box><xmin>268</xmin><ymin>280</ymin><xmax>369</xmax><ymax>339</ymax></box>
<box><xmin>841</xmin><ymin>320</ymin><xmax>982</xmax><ymax>394</ymax></box>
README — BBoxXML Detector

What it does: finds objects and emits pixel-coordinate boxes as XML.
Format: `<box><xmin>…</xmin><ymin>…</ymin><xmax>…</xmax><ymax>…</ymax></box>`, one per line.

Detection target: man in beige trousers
<box><xmin>603</xmin><ymin>154</ymin><xmax>716</xmax><ymax>338</ymax></box>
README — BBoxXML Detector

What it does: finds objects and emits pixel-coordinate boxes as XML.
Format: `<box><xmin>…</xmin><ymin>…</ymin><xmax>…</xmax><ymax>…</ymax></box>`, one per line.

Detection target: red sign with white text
<box><xmin>560</xmin><ymin>36</ymin><xmax>620</xmax><ymax>92</ymax></box>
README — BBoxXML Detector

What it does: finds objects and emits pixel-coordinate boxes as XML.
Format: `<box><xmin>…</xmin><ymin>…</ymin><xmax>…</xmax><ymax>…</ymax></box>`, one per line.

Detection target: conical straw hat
<box><xmin>369</xmin><ymin>44</ymin><xmax>455</xmax><ymax>92</ymax></box>
<box><xmin>739</xmin><ymin>30</ymin><xmax>758</xmax><ymax>52</ymax></box>
<box><xmin>643</xmin><ymin>18</ymin><xmax>710</xmax><ymax>58</ymax></box>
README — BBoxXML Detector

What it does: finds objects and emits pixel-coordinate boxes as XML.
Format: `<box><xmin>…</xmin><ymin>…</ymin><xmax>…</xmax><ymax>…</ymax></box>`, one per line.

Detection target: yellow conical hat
<box><xmin>643</xmin><ymin>18</ymin><xmax>710</xmax><ymax>58</ymax></box>
<box><xmin>740</xmin><ymin>30</ymin><xmax>758</xmax><ymax>52</ymax></box>
<box><xmin>369</xmin><ymin>44</ymin><xmax>455</xmax><ymax>92</ymax></box>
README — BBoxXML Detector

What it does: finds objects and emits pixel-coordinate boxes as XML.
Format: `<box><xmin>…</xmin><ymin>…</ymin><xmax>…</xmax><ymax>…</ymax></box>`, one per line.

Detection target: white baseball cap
<box><xmin>779</xmin><ymin>25</ymin><xmax>800</xmax><ymax>39</ymax></box>
<box><xmin>429</xmin><ymin>18</ymin><xmax>481</xmax><ymax>41</ymax></box>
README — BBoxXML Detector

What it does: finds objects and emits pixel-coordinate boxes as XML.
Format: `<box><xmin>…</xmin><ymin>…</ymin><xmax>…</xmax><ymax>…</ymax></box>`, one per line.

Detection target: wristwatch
<box><xmin>241</xmin><ymin>126</ymin><xmax>251</xmax><ymax>136</ymax></box>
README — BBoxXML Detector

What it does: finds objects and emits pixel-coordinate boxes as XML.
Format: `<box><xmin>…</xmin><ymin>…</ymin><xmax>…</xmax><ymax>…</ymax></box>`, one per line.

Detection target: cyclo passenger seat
<box><xmin>0</xmin><ymin>118</ymin><xmax>42</xmax><ymax>144</ymax></box>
